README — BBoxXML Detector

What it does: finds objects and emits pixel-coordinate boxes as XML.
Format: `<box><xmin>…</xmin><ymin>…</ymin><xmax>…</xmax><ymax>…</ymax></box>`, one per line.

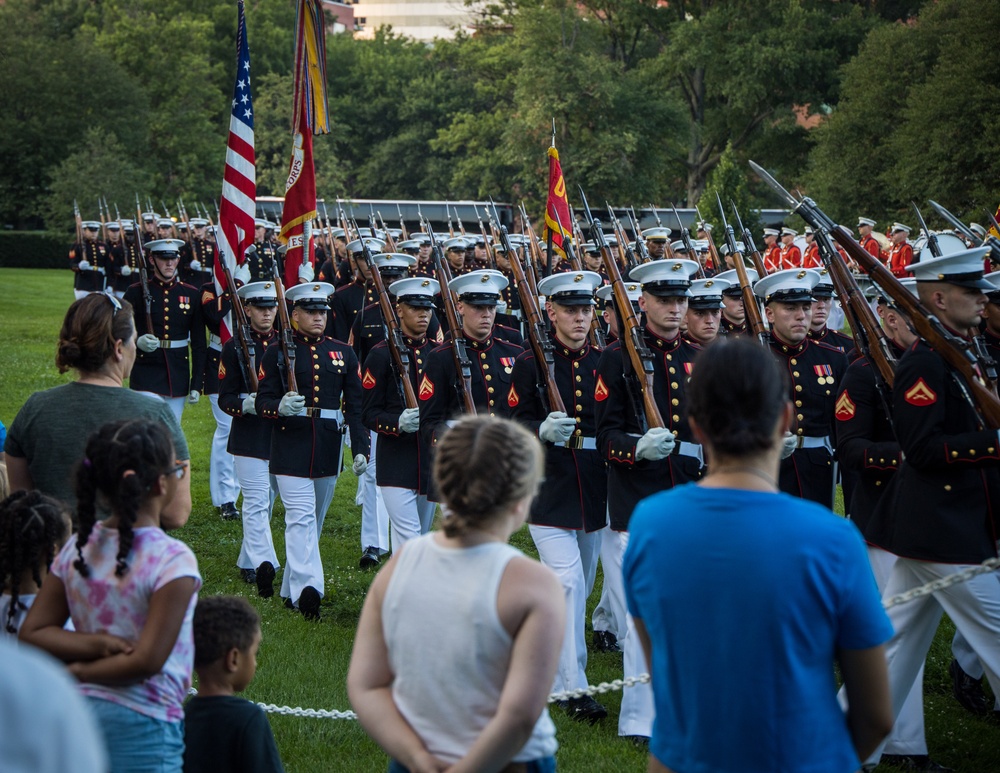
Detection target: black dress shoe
<box><xmin>219</xmin><ymin>502</ymin><xmax>240</xmax><ymax>521</ymax></box>
<box><xmin>880</xmin><ymin>754</ymin><xmax>954</xmax><ymax>771</ymax></box>
<box><xmin>256</xmin><ymin>561</ymin><xmax>275</xmax><ymax>599</ymax></box>
<box><xmin>297</xmin><ymin>586</ymin><xmax>321</xmax><ymax>621</ymax></box>
<box><xmin>359</xmin><ymin>546</ymin><xmax>381</xmax><ymax>570</ymax></box>
<box><xmin>949</xmin><ymin>658</ymin><xmax>991</xmax><ymax>716</ymax></box>
<box><xmin>557</xmin><ymin>695</ymin><xmax>607</xmax><ymax>724</ymax></box>
<box><xmin>239</xmin><ymin>567</ymin><xmax>256</xmax><ymax>584</ymax></box>
<box><xmin>592</xmin><ymin>630</ymin><xmax>621</xmax><ymax>653</ymax></box>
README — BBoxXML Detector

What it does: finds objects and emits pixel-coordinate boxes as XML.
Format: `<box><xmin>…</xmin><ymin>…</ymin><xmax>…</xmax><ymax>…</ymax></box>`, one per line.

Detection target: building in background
<box><xmin>347</xmin><ymin>0</ymin><xmax>484</xmax><ymax>41</ymax></box>
<box><xmin>321</xmin><ymin>1</ymin><xmax>356</xmax><ymax>34</ymax></box>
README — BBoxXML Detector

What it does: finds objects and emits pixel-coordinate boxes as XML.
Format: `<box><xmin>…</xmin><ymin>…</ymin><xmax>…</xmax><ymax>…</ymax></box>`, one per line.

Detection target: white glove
<box><xmin>242</xmin><ymin>393</ymin><xmax>257</xmax><ymax>415</ymax></box>
<box><xmin>234</xmin><ymin>261</ymin><xmax>251</xmax><ymax>286</ymax></box>
<box><xmin>121</xmin><ymin>265</ymin><xmax>132</xmax><ymax>277</ymax></box>
<box><xmin>137</xmin><ymin>334</ymin><xmax>160</xmax><ymax>353</ymax></box>
<box><xmin>278</xmin><ymin>392</ymin><xmax>306</xmax><ymax>417</ymax></box>
<box><xmin>78</xmin><ymin>260</ymin><xmax>91</xmax><ymax>270</ymax></box>
<box><xmin>189</xmin><ymin>259</ymin><xmax>201</xmax><ymax>272</ymax></box>
<box><xmin>298</xmin><ymin>262</ymin><xmax>315</xmax><ymax>283</ymax></box>
<box><xmin>187</xmin><ymin>390</ymin><xmax>200</xmax><ymax>404</ymax></box>
<box><xmin>538</xmin><ymin>411</ymin><xmax>577</xmax><ymax>444</ymax></box>
<box><xmin>352</xmin><ymin>453</ymin><xmax>368</xmax><ymax>476</ymax></box>
<box><xmin>780</xmin><ymin>432</ymin><xmax>798</xmax><ymax>460</ymax></box>
<box><xmin>398</xmin><ymin>407</ymin><xmax>420</xmax><ymax>434</ymax></box>
<box><xmin>635</xmin><ymin>427</ymin><xmax>676</xmax><ymax>461</ymax></box>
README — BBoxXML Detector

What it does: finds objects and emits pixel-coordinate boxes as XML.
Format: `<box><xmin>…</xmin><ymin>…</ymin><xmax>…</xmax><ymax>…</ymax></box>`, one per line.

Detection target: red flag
<box><xmin>543</xmin><ymin>145</ymin><xmax>572</xmax><ymax>260</ymax></box>
<box><xmin>278</xmin><ymin>92</ymin><xmax>316</xmax><ymax>288</ymax></box>
<box><xmin>214</xmin><ymin>0</ymin><xmax>256</xmax><ymax>342</ymax></box>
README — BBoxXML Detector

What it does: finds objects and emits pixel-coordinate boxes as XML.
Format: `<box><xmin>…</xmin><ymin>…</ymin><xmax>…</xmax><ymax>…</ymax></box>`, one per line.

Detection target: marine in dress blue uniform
<box><xmin>329</xmin><ymin>237</ymin><xmax>385</xmax><ymax>343</ymax></box>
<box><xmin>70</xmin><ymin>220</ymin><xmax>111</xmax><ymax>298</ymax></box>
<box><xmin>123</xmin><ymin>239</ymin><xmax>207</xmax><ymax>423</ymax></box>
<box><xmin>361</xmin><ymin>277</ymin><xmax>440</xmax><ymax>553</ymax></box>
<box><xmin>808</xmin><ymin>269</ymin><xmax>855</xmax><ymax>355</ymax></box>
<box><xmin>754</xmin><ymin>268</ymin><xmax>848</xmax><ymax>509</ymax></box>
<box><xmin>508</xmin><ymin>270</ymin><xmax>609</xmax><ymax>723</ymax></box>
<box><xmin>714</xmin><ymin>266</ymin><xmax>758</xmax><ymax>337</ymax></box>
<box><xmin>256</xmin><ymin>282</ymin><xmax>370</xmax><ymax>619</ymax></box>
<box><xmin>218</xmin><ymin>281</ymin><xmax>281</xmax><ymax>597</ymax></box>
<box><xmin>593</xmin><ymin>258</ymin><xmax>703</xmax><ymax>741</ymax></box>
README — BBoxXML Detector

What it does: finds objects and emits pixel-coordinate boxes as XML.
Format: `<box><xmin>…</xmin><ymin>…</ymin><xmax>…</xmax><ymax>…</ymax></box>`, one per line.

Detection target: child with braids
<box><xmin>348</xmin><ymin>415</ymin><xmax>565</xmax><ymax>773</ymax></box>
<box><xmin>0</xmin><ymin>491</ymin><xmax>72</xmax><ymax>637</ymax></box>
<box><xmin>20</xmin><ymin>418</ymin><xmax>202</xmax><ymax>773</ymax></box>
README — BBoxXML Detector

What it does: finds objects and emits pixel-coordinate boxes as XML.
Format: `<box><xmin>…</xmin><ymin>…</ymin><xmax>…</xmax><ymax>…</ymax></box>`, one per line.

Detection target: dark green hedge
<box><xmin>0</xmin><ymin>231</ymin><xmax>69</xmax><ymax>268</ymax></box>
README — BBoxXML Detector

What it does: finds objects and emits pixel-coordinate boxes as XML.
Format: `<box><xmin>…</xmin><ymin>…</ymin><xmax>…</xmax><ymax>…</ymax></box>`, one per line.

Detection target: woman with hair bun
<box><xmin>4</xmin><ymin>293</ymin><xmax>191</xmax><ymax>527</ymax></box>
<box><xmin>623</xmin><ymin>337</ymin><xmax>894</xmax><ymax>773</ymax></box>
<box><xmin>348</xmin><ymin>415</ymin><xmax>565</xmax><ymax>773</ymax></box>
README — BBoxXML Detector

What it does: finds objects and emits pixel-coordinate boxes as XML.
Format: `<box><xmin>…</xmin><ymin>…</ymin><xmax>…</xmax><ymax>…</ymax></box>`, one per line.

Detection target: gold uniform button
<box><xmin>797</xmin><ymin>429</ymin><xmax>804</xmax><ymax>436</ymax></box>
<box><xmin>796</xmin><ymin>414</ymin><xmax>804</xmax><ymax>421</ymax></box>
<box><xmin>313</xmin><ymin>354</ymin><xmax>319</xmax><ymax>360</ymax></box>
<box><xmin>669</xmin><ymin>367</ymin><xmax>676</xmax><ymax>374</ymax></box>
<box><xmin>575</xmin><ymin>375</ymin><xmax>582</xmax><ymax>382</ymax></box>
<box><xmin>990</xmin><ymin>447</ymin><xmax>996</xmax><ymax>454</ymax></box>
<box><xmin>480</xmin><ymin>353</ymin><xmax>487</xmax><ymax>360</ymax></box>
<box><xmin>573</xmin><ymin>362</ymin><xmax>580</xmax><ymax>369</ymax></box>
<box><xmin>575</xmin><ymin>404</ymin><xmax>583</xmax><ymax>412</ymax></box>
<box><xmin>671</xmin><ymin>398</ymin><xmax>679</xmax><ymax>406</ymax></box>
<box><xmin>665</xmin><ymin>353</ymin><xmax>672</xmax><ymax>361</ymax></box>
<box><xmin>575</xmin><ymin>390</ymin><xmax>582</xmax><ymax>397</ymax></box>
<box><xmin>485</xmin><ymin>375</ymin><xmax>492</xmax><ymax>382</ymax></box>
<box><xmin>792</xmin><ymin>371</ymin><xmax>800</xmax><ymax>378</ymax></box>
<box><xmin>672</xmin><ymin>414</ymin><xmax>680</xmax><ymax>423</ymax></box>
<box><xmin>944</xmin><ymin>484</ymin><xmax>952</xmax><ymax>492</ymax></box>
<box><xmin>795</xmin><ymin>385</ymin><xmax>803</xmax><ymax>393</ymax></box>
<box><xmin>790</xmin><ymin>358</ymin><xmax>798</xmax><ymax>365</ymax></box>
<box><xmin>314</xmin><ymin>364</ymin><xmax>320</xmax><ymax>370</ymax></box>
<box><xmin>488</xmin><ymin>387</ymin><xmax>494</xmax><ymax>394</ymax></box>
<box><xmin>483</xmin><ymin>364</ymin><xmax>490</xmax><ymax>370</ymax></box>
<box><xmin>670</xmin><ymin>382</ymin><xmax>679</xmax><ymax>389</ymax></box>
<box><xmin>951</xmin><ymin>451</ymin><xmax>958</xmax><ymax>458</ymax></box>
<box><xmin>970</xmin><ymin>449</ymin><xmax>976</xmax><ymax>456</ymax></box>
<box><xmin>875</xmin><ymin>480</ymin><xmax>882</xmax><ymax>487</ymax></box>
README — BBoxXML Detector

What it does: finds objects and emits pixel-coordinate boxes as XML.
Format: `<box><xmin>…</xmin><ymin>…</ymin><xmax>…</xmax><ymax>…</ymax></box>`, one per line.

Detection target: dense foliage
<box><xmin>5</xmin><ymin>0</ymin><xmax>990</xmax><ymax>237</ymax></box>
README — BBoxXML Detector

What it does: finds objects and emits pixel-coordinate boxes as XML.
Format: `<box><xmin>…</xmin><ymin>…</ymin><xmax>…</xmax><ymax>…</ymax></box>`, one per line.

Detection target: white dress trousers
<box><xmin>234</xmin><ymin>455</ymin><xmax>279</xmax><ymax>571</ymax></box>
<box><xmin>591</xmin><ymin>517</ymin><xmax>626</xmax><ymax>641</ymax></box>
<box><xmin>207</xmin><ymin>394</ymin><xmax>240</xmax><ymax>507</ymax></box>
<box><xmin>357</xmin><ymin>430</ymin><xmax>390</xmax><ymax>552</ymax></box>
<box><xmin>381</xmin><ymin>486</ymin><xmax>436</xmax><ymax>546</ymax></box>
<box><xmin>276</xmin><ymin>474</ymin><xmax>338</xmax><ymax>604</ymax></box>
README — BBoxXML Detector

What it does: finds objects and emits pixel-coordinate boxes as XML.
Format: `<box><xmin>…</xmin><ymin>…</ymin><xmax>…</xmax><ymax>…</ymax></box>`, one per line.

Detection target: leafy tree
<box><xmin>43</xmin><ymin>128</ymin><xmax>153</xmax><ymax>237</ymax></box>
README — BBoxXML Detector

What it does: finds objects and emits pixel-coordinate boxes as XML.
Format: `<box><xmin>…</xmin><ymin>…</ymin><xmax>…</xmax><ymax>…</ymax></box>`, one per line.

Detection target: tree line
<box><xmin>2</xmin><ymin>0</ymin><xmax>993</xmax><ymax>238</ymax></box>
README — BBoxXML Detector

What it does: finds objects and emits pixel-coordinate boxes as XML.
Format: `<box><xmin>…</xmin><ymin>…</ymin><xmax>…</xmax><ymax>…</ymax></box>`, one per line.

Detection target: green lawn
<box><xmin>2</xmin><ymin>268</ymin><xmax>999</xmax><ymax>772</ymax></box>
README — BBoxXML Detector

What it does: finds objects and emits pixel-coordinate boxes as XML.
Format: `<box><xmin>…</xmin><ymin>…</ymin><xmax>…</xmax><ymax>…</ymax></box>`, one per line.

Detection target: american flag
<box><xmin>214</xmin><ymin>0</ymin><xmax>256</xmax><ymax>342</ymax></box>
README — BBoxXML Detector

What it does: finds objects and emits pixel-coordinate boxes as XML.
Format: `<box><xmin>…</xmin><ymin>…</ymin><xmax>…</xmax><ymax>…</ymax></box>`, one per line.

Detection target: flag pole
<box><xmin>545</xmin><ymin>118</ymin><xmax>556</xmax><ymax>274</ymax></box>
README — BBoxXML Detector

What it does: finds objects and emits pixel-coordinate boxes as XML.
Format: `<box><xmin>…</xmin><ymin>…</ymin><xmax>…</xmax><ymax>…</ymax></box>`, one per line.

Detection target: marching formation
<box><xmin>7</xmin><ymin>169</ymin><xmax>998</xmax><ymax>771</ymax></box>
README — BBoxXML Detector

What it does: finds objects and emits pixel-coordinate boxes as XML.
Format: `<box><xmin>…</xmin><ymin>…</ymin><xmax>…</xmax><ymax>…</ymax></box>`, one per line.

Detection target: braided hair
<box><xmin>0</xmin><ymin>491</ymin><xmax>71</xmax><ymax>634</ymax></box>
<box><xmin>432</xmin><ymin>415</ymin><xmax>544</xmax><ymax>538</ymax></box>
<box><xmin>73</xmin><ymin>419</ymin><xmax>175</xmax><ymax>579</ymax></box>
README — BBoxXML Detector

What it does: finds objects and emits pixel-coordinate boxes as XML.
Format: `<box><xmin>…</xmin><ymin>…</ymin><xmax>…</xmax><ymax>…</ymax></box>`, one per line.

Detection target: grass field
<box><xmin>2</xmin><ymin>267</ymin><xmax>999</xmax><ymax>772</ymax></box>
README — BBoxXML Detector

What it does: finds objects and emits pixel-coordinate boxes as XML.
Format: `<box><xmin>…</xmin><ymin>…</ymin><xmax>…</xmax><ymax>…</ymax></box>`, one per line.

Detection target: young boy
<box><xmin>184</xmin><ymin>596</ymin><xmax>284</xmax><ymax>773</ymax></box>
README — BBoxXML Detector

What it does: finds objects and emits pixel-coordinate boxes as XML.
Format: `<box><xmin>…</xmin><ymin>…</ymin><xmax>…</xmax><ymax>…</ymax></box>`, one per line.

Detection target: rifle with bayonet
<box><xmin>446</xmin><ymin>202</ymin><xmax>456</xmax><ymax>239</ymax></box>
<box><xmin>491</xmin><ymin>203</ymin><xmax>565</xmax><ymax>415</ymax></box>
<box><xmin>627</xmin><ymin>208</ymin><xmax>652</xmax><ymax>265</ymax></box>
<box><xmin>397</xmin><ymin>203</ymin><xmax>410</xmax><ymax>242</ymax></box>
<box><xmin>750</xmin><ymin>159</ymin><xmax>1000</xmax><ymax>428</ymax></box>
<box><xmin>219</xmin><ymin>249</ymin><xmax>258</xmax><ymax>393</ymax></box>
<box><xmin>672</xmin><ymin>204</ymin><xmax>706</xmax><ymax>279</ymax></box>
<box><xmin>696</xmin><ymin>206</ymin><xmax>722</xmax><ymax>275</ymax></box>
<box><xmin>473</xmin><ymin>206</ymin><xmax>498</xmax><ymax>271</ymax></box>
<box><xmin>98</xmin><ymin>198</ymin><xmax>109</xmax><ymax>243</ymax></box>
<box><xmin>716</xmin><ymin>193</ymin><xmax>767</xmax><ymax>345</ymax></box>
<box><xmin>580</xmin><ymin>187</ymin><xmax>664</xmax><ymax>431</ymax></box>
<box><xmin>520</xmin><ymin>203</ymin><xmax>548</xmax><ymax>280</ymax></box>
<box><xmin>271</xmin><ymin>260</ymin><xmax>298</xmax><ymax>395</ymax></box>
<box><xmin>928</xmin><ymin>200</ymin><xmax>1000</xmax><ymax>259</ymax></box>
<box><xmin>73</xmin><ymin>199</ymin><xmax>84</xmax><ymax>247</ymax></box>
<box><xmin>133</xmin><ymin>194</ymin><xmax>155</xmax><ymax>335</ymax></box>
<box><xmin>552</xmin><ymin>205</ymin><xmax>605</xmax><ymax>351</ymax></box>
<box><xmin>814</xmin><ymin>222</ymin><xmax>897</xmax><ymax>390</ymax></box>
<box><xmin>427</xmin><ymin>224</ymin><xmax>476</xmax><ymax>414</ymax></box>
<box><xmin>731</xmin><ymin>201</ymin><xmax>768</xmax><ymax>279</ymax></box>
<box><xmin>355</xmin><ymin>227</ymin><xmax>418</xmax><ymax>409</ymax></box>
<box><xmin>607</xmin><ymin>205</ymin><xmax>639</xmax><ymax>274</ymax></box>
<box><xmin>454</xmin><ymin>205</ymin><xmax>466</xmax><ymax>237</ymax></box>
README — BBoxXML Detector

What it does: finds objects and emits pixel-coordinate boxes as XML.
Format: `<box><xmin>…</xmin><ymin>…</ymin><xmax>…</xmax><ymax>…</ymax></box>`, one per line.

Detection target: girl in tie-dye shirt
<box><xmin>21</xmin><ymin>418</ymin><xmax>201</xmax><ymax>773</ymax></box>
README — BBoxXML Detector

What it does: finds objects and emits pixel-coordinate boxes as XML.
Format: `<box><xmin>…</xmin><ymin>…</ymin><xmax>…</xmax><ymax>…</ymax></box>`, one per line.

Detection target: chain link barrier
<box><xmin>233</xmin><ymin>555</ymin><xmax>1000</xmax><ymax>719</ymax></box>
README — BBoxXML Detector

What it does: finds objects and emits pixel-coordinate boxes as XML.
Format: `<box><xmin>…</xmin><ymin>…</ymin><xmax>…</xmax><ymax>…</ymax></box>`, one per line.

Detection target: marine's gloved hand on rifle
<box><xmin>398</xmin><ymin>407</ymin><xmax>420</xmax><ymax>434</ymax></box>
<box><xmin>121</xmin><ymin>265</ymin><xmax>132</xmax><ymax>277</ymax></box>
<box><xmin>352</xmin><ymin>453</ymin><xmax>368</xmax><ymax>476</ymax></box>
<box><xmin>298</xmin><ymin>262</ymin><xmax>315</xmax><ymax>283</ymax></box>
<box><xmin>234</xmin><ymin>261</ymin><xmax>251</xmax><ymax>286</ymax></box>
<box><xmin>780</xmin><ymin>432</ymin><xmax>798</xmax><ymax>460</ymax></box>
<box><xmin>189</xmin><ymin>259</ymin><xmax>202</xmax><ymax>272</ymax></box>
<box><xmin>78</xmin><ymin>260</ymin><xmax>91</xmax><ymax>271</ymax></box>
<box><xmin>137</xmin><ymin>334</ymin><xmax>160</xmax><ymax>353</ymax></box>
<box><xmin>241</xmin><ymin>393</ymin><xmax>257</xmax><ymax>416</ymax></box>
<box><xmin>187</xmin><ymin>390</ymin><xmax>200</xmax><ymax>404</ymax></box>
<box><xmin>278</xmin><ymin>392</ymin><xmax>306</xmax><ymax>417</ymax></box>
<box><xmin>635</xmin><ymin>427</ymin><xmax>676</xmax><ymax>461</ymax></box>
<box><xmin>539</xmin><ymin>411</ymin><xmax>577</xmax><ymax>445</ymax></box>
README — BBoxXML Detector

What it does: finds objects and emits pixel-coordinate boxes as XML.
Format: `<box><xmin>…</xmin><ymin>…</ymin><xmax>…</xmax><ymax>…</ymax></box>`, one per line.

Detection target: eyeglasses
<box><xmin>167</xmin><ymin>461</ymin><xmax>188</xmax><ymax>480</ymax></box>
<box><xmin>105</xmin><ymin>293</ymin><xmax>122</xmax><ymax>317</ymax></box>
